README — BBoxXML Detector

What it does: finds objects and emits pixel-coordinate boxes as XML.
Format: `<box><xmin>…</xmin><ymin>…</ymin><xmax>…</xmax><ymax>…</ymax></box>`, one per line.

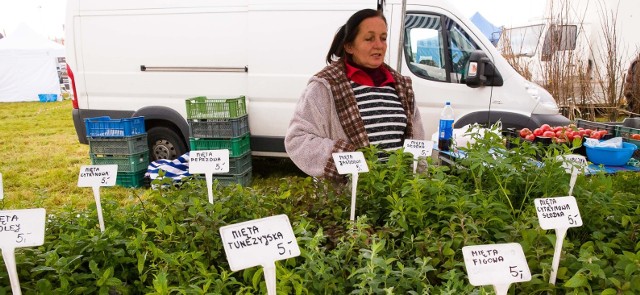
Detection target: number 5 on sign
<box><xmin>0</xmin><ymin>208</ymin><xmax>46</xmax><ymax>295</ymax></box>
<box><xmin>78</xmin><ymin>165</ymin><xmax>118</xmax><ymax>232</ymax></box>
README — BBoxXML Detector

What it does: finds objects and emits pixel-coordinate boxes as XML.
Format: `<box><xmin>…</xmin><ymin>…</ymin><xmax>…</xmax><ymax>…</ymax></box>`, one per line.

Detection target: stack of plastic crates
<box><xmin>84</xmin><ymin>116</ymin><xmax>149</xmax><ymax>188</ymax></box>
<box><xmin>186</xmin><ymin>96</ymin><xmax>252</xmax><ymax>186</ymax></box>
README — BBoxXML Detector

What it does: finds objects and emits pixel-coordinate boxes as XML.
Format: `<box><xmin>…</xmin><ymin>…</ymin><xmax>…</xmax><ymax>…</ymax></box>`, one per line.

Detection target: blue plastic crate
<box><xmin>85</xmin><ymin>116</ymin><xmax>145</xmax><ymax>137</ymax></box>
<box><xmin>38</xmin><ymin>93</ymin><xmax>58</xmax><ymax>102</ymax></box>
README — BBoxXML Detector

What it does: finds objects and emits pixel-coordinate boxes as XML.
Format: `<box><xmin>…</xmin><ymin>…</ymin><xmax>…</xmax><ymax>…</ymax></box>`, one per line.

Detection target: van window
<box><xmin>404</xmin><ymin>13</ymin><xmax>480</xmax><ymax>83</ymax></box>
<box><xmin>501</xmin><ymin>25</ymin><xmax>544</xmax><ymax>57</ymax></box>
<box><xmin>446</xmin><ymin>18</ymin><xmax>480</xmax><ymax>83</ymax></box>
<box><xmin>541</xmin><ymin>24</ymin><xmax>577</xmax><ymax>61</ymax></box>
<box><xmin>404</xmin><ymin>14</ymin><xmax>447</xmax><ymax>82</ymax></box>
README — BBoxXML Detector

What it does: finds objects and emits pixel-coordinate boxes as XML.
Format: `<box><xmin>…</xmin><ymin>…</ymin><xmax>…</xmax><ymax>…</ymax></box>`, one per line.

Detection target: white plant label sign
<box><xmin>535</xmin><ymin>196</ymin><xmax>583</xmax><ymax>285</ymax></box>
<box><xmin>188</xmin><ymin>150</ymin><xmax>230</xmax><ymax>174</ymax></box>
<box><xmin>220</xmin><ymin>215</ymin><xmax>300</xmax><ymax>295</ymax></box>
<box><xmin>332</xmin><ymin>152</ymin><xmax>369</xmax><ymax>174</ymax></box>
<box><xmin>77</xmin><ymin>165</ymin><xmax>117</xmax><ymax>232</ymax></box>
<box><xmin>332</xmin><ymin>152</ymin><xmax>369</xmax><ymax>221</ymax></box>
<box><xmin>556</xmin><ymin>154</ymin><xmax>588</xmax><ymax>196</ymax></box>
<box><xmin>535</xmin><ymin>196</ymin><xmax>582</xmax><ymax>230</ymax></box>
<box><xmin>403</xmin><ymin>139</ymin><xmax>433</xmax><ymax>173</ymax></box>
<box><xmin>189</xmin><ymin>150</ymin><xmax>230</xmax><ymax>204</ymax></box>
<box><xmin>558</xmin><ymin>154</ymin><xmax>588</xmax><ymax>174</ymax></box>
<box><xmin>0</xmin><ymin>208</ymin><xmax>46</xmax><ymax>295</ymax></box>
<box><xmin>220</xmin><ymin>214</ymin><xmax>300</xmax><ymax>271</ymax></box>
<box><xmin>77</xmin><ymin>165</ymin><xmax>117</xmax><ymax>187</ymax></box>
<box><xmin>0</xmin><ymin>208</ymin><xmax>46</xmax><ymax>248</ymax></box>
<box><xmin>0</xmin><ymin>172</ymin><xmax>3</xmax><ymax>200</ymax></box>
<box><xmin>462</xmin><ymin>243</ymin><xmax>531</xmax><ymax>295</ymax></box>
<box><xmin>403</xmin><ymin>139</ymin><xmax>434</xmax><ymax>158</ymax></box>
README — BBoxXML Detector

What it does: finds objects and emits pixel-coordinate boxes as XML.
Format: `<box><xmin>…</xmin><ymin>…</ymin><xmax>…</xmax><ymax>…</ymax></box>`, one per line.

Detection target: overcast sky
<box><xmin>0</xmin><ymin>0</ymin><xmax>546</xmax><ymax>39</ymax></box>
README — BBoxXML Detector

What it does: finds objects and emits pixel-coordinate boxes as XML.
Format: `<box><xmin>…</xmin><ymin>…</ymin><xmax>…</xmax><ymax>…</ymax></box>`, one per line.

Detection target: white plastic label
<box><xmin>535</xmin><ymin>196</ymin><xmax>582</xmax><ymax>230</ymax></box>
<box><xmin>0</xmin><ymin>172</ymin><xmax>3</xmax><ymax>200</ymax></box>
<box><xmin>220</xmin><ymin>214</ymin><xmax>300</xmax><ymax>271</ymax></box>
<box><xmin>189</xmin><ymin>150</ymin><xmax>230</xmax><ymax>174</ymax></box>
<box><xmin>77</xmin><ymin>165</ymin><xmax>117</xmax><ymax>187</ymax></box>
<box><xmin>332</xmin><ymin>152</ymin><xmax>369</xmax><ymax>174</ymax></box>
<box><xmin>462</xmin><ymin>243</ymin><xmax>531</xmax><ymax>286</ymax></box>
<box><xmin>557</xmin><ymin>154</ymin><xmax>588</xmax><ymax>174</ymax></box>
<box><xmin>0</xmin><ymin>208</ymin><xmax>46</xmax><ymax>248</ymax></box>
<box><xmin>403</xmin><ymin>139</ymin><xmax>434</xmax><ymax>158</ymax></box>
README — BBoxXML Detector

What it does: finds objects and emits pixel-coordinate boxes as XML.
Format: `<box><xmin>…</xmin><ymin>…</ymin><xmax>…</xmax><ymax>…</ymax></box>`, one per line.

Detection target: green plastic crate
<box><xmin>189</xmin><ymin>115</ymin><xmax>249</xmax><ymax>138</ymax></box>
<box><xmin>116</xmin><ymin>170</ymin><xmax>147</xmax><ymax>188</ymax></box>
<box><xmin>90</xmin><ymin>151</ymin><xmax>149</xmax><ymax>173</ymax></box>
<box><xmin>615</xmin><ymin>125</ymin><xmax>640</xmax><ymax>149</ymax></box>
<box><xmin>88</xmin><ymin>134</ymin><xmax>148</xmax><ymax>155</ymax></box>
<box><xmin>186</xmin><ymin>96</ymin><xmax>247</xmax><ymax>119</ymax></box>
<box><xmin>227</xmin><ymin>152</ymin><xmax>252</xmax><ymax>174</ymax></box>
<box><xmin>189</xmin><ymin>134</ymin><xmax>251</xmax><ymax>157</ymax></box>
<box><xmin>213</xmin><ymin>168</ymin><xmax>252</xmax><ymax>187</ymax></box>
<box><xmin>576</xmin><ymin>119</ymin><xmax>618</xmax><ymax>134</ymax></box>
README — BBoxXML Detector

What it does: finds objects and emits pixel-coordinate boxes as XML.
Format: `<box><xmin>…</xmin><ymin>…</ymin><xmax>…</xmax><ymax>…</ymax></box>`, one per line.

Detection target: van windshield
<box><xmin>501</xmin><ymin>25</ymin><xmax>544</xmax><ymax>57</ymax></box>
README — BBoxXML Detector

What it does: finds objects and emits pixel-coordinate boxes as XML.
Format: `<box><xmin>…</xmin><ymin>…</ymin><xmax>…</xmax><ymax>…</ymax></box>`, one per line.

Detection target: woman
<box><xmin>285</xmin><ymin>8</ymin><xmax>425</xmax><ymax>181</ymax></box>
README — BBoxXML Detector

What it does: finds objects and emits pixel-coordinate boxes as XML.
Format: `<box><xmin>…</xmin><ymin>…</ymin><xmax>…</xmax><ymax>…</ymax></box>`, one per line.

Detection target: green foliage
<box><xmin>1</xmin><ymin>131</ymin><xmax>639</xmax><ymax>294</ymax></box>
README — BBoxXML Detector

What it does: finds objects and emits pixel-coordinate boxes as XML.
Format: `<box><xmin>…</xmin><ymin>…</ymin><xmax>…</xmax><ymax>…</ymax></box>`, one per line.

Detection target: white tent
<box><xmin>0</xmin><ymin>23</ymin><xmax>65</xmax><ymax>102</ymax></box>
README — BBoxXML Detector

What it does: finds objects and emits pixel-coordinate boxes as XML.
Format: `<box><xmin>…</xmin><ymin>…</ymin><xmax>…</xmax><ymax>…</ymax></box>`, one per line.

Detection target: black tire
<box><xmin>147</xmin><ymin>126</ymin><xmax>187</xmax><ymax>161</ymax></box>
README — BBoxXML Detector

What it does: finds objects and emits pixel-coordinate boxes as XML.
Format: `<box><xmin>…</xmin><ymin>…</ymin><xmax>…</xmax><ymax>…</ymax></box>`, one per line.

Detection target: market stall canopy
<box><xmin>0</xmin><ymin>23</ymin><xmax>65</xmax><ymax>102</ymax></box>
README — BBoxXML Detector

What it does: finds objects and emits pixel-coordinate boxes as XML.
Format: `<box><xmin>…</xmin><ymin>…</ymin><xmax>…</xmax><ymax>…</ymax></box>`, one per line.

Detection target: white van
<box><xmin>66</xmin><ymin>0</ymin><xmax>569</xmax><ymax>160</ymax></box>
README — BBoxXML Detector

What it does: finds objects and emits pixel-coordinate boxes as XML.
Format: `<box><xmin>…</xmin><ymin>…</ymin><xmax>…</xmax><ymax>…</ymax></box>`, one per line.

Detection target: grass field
<box><xmin>0</xmin><ymin>100</ymin><xmax>305</xmax><ymax>212</ymax></box>
<box><xmin>0</xmin><ymin>100</ymin><xmax>148</xmax><ymax>211</ymax></box>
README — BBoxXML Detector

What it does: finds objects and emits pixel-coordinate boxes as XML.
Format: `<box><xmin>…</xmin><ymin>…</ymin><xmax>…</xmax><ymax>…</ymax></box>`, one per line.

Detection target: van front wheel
<box><xmin>147</xmin><ymin>126</ymin><xmax>187</xmax><ymax>161</ymax></box>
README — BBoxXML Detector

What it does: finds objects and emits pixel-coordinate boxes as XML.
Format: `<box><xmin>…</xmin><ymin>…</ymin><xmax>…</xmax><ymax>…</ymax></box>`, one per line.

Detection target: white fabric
<box><xmin>0</xmin><ymin>23</ymin><xmax>65</xmax><ymax>102</ymax></box>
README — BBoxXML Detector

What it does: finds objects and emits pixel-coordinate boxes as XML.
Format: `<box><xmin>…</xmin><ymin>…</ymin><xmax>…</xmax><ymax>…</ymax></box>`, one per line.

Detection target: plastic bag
<box><xmin>584</xmin><ymin>137</ymin><xmax>623</xmax><ymax>148</ymax></box>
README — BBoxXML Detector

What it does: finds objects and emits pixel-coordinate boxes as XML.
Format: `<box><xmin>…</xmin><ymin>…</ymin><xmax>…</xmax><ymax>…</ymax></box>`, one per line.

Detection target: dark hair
<box><xmin>325</xmin><ymin>9</ymin><xmax>386</xmax><ymax>64</ymax></box>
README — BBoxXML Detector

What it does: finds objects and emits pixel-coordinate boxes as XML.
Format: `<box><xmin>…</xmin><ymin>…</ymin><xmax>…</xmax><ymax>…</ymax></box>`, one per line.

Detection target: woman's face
<box><xmin>345</xmin><ymin>16</ymin><xmax>387</xmax><ymax>69</ymax></box>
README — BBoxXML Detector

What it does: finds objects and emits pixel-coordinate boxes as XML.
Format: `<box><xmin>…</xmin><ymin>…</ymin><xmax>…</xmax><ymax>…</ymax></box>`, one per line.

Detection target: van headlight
<box><xmin>525</xmin><ymin>82</ymin><xmax>558</xmax><ymax>110</ymax></box>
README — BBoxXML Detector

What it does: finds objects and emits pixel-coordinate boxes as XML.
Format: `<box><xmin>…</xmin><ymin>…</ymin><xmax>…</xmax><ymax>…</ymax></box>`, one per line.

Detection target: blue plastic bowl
<box><xmin>585</xmin><ymin>142</ymin><xmax>638</xmax><ymax>166</ymax></box>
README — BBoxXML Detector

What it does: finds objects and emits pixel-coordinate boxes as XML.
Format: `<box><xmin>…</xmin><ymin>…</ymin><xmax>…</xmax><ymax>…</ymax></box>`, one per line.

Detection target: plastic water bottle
<box><xmin>438</xmin><ymin>102</ymin><xmax>454</xmax><ymax>151</ymax></box>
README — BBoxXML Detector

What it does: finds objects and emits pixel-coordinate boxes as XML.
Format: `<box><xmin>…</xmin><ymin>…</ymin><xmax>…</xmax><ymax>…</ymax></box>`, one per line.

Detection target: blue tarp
<box><xmin>470</xmin><ymin>12</ymin><xmax>501</xmax><ymax>46</ymax></box>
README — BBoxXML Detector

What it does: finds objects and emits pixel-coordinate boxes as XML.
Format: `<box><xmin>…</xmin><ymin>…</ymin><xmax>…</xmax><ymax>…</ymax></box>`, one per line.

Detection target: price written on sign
<box><xmin>0</xmin><ymin>208</ymin><xmax>46</xmax><ymax>248</ymax></box>
<box><xmin>535</xmin><ymin>196</ymin><xmax>582</xmax><ymax>229</ymax></box>
<box><xmin>219</xmin><ymin>214</ymin><xmax>300</xmax><ymax>271</ymax></box>
<box><xmin>403</xmin><ymin>139</ymin><xmax>434</xmax><ymax>158</ymax></box>
<box><xmin>332</xmin><ymin>152</ymin><xmax>369</xmax><ymax>174</ymax></box>
<box><xmin>462</xmin><ymin>243</ymin><xmax>532</xmax><ymax>286</ymax></box>
<box><xmin>189</xmin><ymin>150</ymin><xmax>229</xmax><ymax>174</ymax></box>
<box><xmin>77</xmin><ymin>165</ymin><xmax>117</xmax><ymax>187</ymax></box>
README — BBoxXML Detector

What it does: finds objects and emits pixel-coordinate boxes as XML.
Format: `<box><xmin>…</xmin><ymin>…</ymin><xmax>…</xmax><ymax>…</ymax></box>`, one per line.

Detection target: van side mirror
<box><xmin>465</xmin><ymin>50</ymin><xmax>504</xmax><ymax>88</ymax></box>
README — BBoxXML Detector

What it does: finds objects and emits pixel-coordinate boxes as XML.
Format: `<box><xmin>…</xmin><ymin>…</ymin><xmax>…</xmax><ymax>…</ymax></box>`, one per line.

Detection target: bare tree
<box><xmin>590</xmin><ymin>0</ymin><xmax>625</xmax><ymax>121</ymax></box>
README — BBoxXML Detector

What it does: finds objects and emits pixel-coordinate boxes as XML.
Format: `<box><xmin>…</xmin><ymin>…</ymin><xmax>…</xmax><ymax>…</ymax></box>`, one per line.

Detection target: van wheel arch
<box><xmin>133</xmin><ymin>106</ymin><xmax>190</xmax><ymax>161</ymax></box>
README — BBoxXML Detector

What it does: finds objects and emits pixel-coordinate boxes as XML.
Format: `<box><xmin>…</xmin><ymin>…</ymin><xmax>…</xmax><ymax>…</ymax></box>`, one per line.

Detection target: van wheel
<box><xmin>147</xmin><ymin>126</ymin><xmax>187</xmax><ymax>161</ymax></box>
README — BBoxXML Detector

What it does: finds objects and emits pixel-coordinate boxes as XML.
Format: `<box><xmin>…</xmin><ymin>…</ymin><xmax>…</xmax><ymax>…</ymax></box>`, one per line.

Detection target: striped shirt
<box><xmin>352</xmin><ymin>82</ymin><xmax>408</xmax><ymax>153</ymax></box>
